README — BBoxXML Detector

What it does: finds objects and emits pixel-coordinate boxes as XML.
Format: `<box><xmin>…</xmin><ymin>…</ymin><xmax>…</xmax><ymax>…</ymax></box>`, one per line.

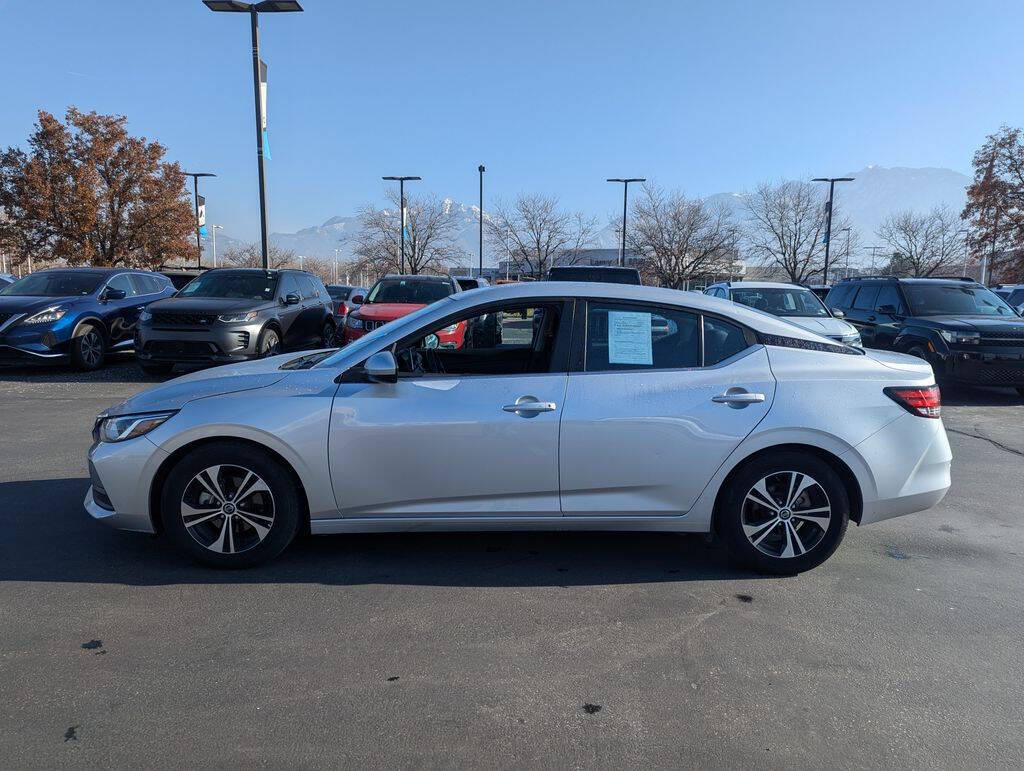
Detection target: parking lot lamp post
<box><xmin>607</xmin><ymin>178</ymin><xmax>645</xmax><ymax>266</ymax></box>
<box><xmin>382</xmin><ymin>176</ymin><xmax>420</xmax><ymax>273</ymax></box>
<box><xmin>812</xmin><ymin>177</ymin><xmax>854</xmax><ymax>285</ymax></box>
<box><xmin>211</xmin><ymin>224</ymin><xmax>223</xmax><ymax>267</ymax></box>
<box><xmin>955</xmin><ymin>229</ymin><xmax>970</xmax><ymax>276</ymax></box>
<box><xmin>184</xmin><ymin>171</ymin><xmax>216</xmax><ymax>268</ymax></box>
<box><xmin>840</xmin><ymin>226</ymin><xmax>851</xmax><ymax>279</ymax></box>
<box><xmin>478</xmin><ymin>165</ymin><xmax>485</xmax><ymax>276</ymax></box>
<box><xmin>203</xmin><ymin>1</ymin><xmax>304</xmax><ymax>269</ymax></box>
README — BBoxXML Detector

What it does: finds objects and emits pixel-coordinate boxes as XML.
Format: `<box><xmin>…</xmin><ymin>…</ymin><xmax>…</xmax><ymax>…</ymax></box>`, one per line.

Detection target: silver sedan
<box><xmin>86</xmin><ymin>282</ymin><xmax>952</xmax><ymax>573</ymax></box>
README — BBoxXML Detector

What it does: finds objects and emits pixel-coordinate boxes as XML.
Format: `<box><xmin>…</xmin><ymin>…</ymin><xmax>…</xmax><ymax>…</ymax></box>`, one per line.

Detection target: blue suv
<box><xmin>0</xmin><ymin>268</ymin><xmax>175</xmax><ymax>370</ymax></box>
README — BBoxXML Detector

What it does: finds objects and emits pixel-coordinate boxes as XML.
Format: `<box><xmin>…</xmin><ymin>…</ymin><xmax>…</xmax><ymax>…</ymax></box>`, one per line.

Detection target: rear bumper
<box><xmin>847</xmin><ymin>413</ymin><xmax>952</xmax><ymax>525</ymax></box>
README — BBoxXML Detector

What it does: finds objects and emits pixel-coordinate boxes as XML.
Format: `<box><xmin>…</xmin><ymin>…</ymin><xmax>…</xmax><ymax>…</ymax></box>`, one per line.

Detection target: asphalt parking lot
<box><xmin>1</xmin><ymin>359</ymin><xmax>1022</xmax><ymax>768</ymax></box>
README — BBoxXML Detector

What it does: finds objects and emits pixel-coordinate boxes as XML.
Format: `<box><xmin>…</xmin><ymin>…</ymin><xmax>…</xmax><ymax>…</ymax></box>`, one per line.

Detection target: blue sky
<box><xmin>1</xmin><ymin>0</ymin><xmax>1021</xmax><ymax>242</ymax></box>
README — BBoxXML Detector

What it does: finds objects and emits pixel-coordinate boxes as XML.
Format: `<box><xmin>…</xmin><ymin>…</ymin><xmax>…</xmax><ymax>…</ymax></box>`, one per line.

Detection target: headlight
<box><xmin>939</xmin><ymin>330</ymin><xmax>980</xmax><ymax>345</ymax></box>
<box><xmin>21</xmin><ymin>306</ymin><xmax>67</xmax><ymax>325</ymax></box>
<box><xmin>347</xmin><ymin>315</ymin><xmax>364</xmax><ymax>329</ymax></box>
<box><xmin>139</xmin><ymin>308</ymin><xmax>152</xmax><ymax>322</ymax></box>
<box><xmin>217</xmin><ymin>311</ymin><xmax>259</xmax><ymax>323</ymax></box>
<box><xmin>97</xmin><ymin>411</ymin><xmax>177</xmax><ymax>443</ymax></box>
<box><xmin>842</xmin><ymin>331</ymin><xmax>862</xmax><ymax>346</ymax></box>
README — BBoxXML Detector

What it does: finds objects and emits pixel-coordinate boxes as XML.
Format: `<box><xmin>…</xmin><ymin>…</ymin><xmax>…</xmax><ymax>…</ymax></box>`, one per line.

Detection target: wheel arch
<box><xmin>147</xmin><ymin>436</ymin><xmax>311</xmax><ymax>535</ymax></box>
<box><xmin>711</xmin><ymin>442</ymin><xmax>865</xmax><ymax>529</ymax></box>
<box><xmin>71</xmin><ymin>315</ymin><xmax>109</xmax><ymax>341</ymax></box>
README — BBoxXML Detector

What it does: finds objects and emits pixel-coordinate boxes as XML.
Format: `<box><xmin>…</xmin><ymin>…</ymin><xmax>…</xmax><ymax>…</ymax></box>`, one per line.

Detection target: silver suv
<box><xmin>135</xmin><ymin>268</ymin><xmax>337</xmax><ymax>375</ymax></box>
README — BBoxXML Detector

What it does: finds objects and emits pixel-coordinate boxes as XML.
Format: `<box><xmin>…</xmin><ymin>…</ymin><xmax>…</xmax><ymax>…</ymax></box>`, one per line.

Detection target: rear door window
<box><xmin>825</xmin><ymin>284</ymin><xmax>854</xmax><ymax>308</ymax></box>
<box><xmin>852</xmin><ymin>285</ymin><xmax>880</xmax><ymax>311</ymax></box>
<box><xmin>584</xmin><ymin>302</ymin><xmax>699</xmax><ymax>371</ymax></box>
<box><xmin>874</xmin><ymin>285</ymin><xmax>906</xmax><ymax>314</ymax></box>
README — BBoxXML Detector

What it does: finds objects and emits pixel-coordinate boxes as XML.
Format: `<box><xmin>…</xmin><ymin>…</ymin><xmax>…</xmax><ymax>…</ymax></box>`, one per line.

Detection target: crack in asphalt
<box><xmin>946</xmin><ymin>427</ymin><xmax>1024</xmax><ymax>458</ymax></box>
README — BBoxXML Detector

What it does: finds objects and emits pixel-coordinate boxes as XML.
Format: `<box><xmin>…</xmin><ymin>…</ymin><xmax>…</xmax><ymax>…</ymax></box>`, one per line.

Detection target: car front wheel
<box><xmin>257</xmin><ymin>327</ymin><xmax>281</xmax><ymax>358</ymax></box>
<box><xmin>716</xmin><ymin>451</ymin><xmax>850</xmax><ymax>574</ymax></box>
<box><xmin>71</xmin><ymin>324</ymin><xmax>106</xmax><ymax>371</ymax></box>
<box><xmin>160</xmin><ymin>441</ymin><xmax>302</xmax><ymax>568</ymax></box>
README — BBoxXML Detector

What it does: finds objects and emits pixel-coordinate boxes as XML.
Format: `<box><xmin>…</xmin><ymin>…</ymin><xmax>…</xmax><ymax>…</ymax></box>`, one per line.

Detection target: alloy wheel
<box><xmin>261</xmin><ymin>332</ymin><xmax>280</xmax><ymax>357</ymax></box>
<box><xmin>80</xmin><ymin>331</ymin><xmax>103</xmax><ymax>367</ymax></box>
<box><xmin>180</xmin><ymin>464</ymin><xmax>276</xmax><ymax>554</ymax></box>
<box><xmin>741</xmin><ymin>470</ymin><xmax>832</xmax><ymax>559</ymax></box>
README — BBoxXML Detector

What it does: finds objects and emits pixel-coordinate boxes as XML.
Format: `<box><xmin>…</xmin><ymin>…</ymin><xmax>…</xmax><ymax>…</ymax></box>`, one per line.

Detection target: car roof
<box><xmin>36</xmin><ymin>267</ymin><xmax>126</xmax><ymax>276</ymax></box>
<box><xmin>716</xmin><ymin>281</ymin><xmax>810</xmax><ymax>290</ymax></box>
<box><xmin>550</xmin><ymin>265</ymin><xmax>638</xmax><ymax>272</ymax></box>
<box><xmin>380</xmin><ymin>274</ymin><xmax>453</xmax><ymax>282</ymax></box>
<box><xmin>443</xmin><ymin>281</ymin><xmax>832</xmax><ymax>343</ymax></box>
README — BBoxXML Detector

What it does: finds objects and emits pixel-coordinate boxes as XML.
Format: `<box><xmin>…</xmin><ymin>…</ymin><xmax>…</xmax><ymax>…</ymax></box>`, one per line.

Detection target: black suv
<box><xmin>825</xmin><ymin>276</ymin><xmax>1024</xmax><ymax>393</ymax></box>
<box><xmin>135</xmin><ymin>268</ymin><xmax>338</xmax><ymax>375</ymax></box>
<box><xmin>546</xmin><ymin>265</ymin><xmax>642</xmax><ymax>284</ymax></box>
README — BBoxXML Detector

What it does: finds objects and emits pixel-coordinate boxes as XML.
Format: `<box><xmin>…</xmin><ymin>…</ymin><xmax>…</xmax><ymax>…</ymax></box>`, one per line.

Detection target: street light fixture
<box><xmin>607</xmin><ymin>178</ymin><xmax>645</xmax><ymax>267</ymax></box>
<box><xmin>183</xmin><ymin>171</ymin><xmax>216</xmax><ymax>268</ymax></box>
<box><xmin>382</xmin><ymin>176</ymin><xmax>421</xmax><ymax>273</ymax></box>
<box><xmin>812</xmin><ymin>177</ymin><xmax>854</xmax><ymax>285</ymax></box>
<box><xmin>203</xmin><ymin>0</ymin><xmax>304</xmax><ymax>269</ymax></box>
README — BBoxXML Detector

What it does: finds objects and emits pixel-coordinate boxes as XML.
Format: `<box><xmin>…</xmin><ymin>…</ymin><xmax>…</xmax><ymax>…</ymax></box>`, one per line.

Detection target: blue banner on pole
<box><xmin>199</xmin><ymin>225</ymin><xmax>208</xmax><ymax>238</ymax></box>
<box><xmin>263</xmin><ymin>130</ymin><xmax>271</xmax><ymax>161</ymax></box>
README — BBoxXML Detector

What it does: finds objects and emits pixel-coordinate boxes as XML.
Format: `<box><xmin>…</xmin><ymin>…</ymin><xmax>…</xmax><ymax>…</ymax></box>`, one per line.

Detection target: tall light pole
<box><xmin>812</xmin><ymin>176</ymin><xmax>854</xmax><ymax>285</ymax></box>
<box><xmin>864</xmin><ymin>245</ymin><xmax>884</xmax><ymax>273</ymax></box>
<box><xmin>955</xmin><ymin>229</ymin><xmax>970</xmax><ymax>276</ymax></box>
<box><xmin>839</xmin><ymin>226</ymin><xmax>851</xmax><ymax>279</ymax></box>
<box><xmin>183</xmin><ymin>171</ymin><xmax>216</xmax><ymax>268</ymax></box>
<box><xmin>211</xmin><ymin>224</ymin><xmax>223</xmax><ymax>267</ymax></box>
<box><xmin>382</xmin><ymin>176</ymin><xmax>420</xmax><ymax>273</ymax></box>
<box><xmin>607</xmin><ymin>178</ymin><xmax>645</xmax><ymax>266</ymax></box>
<box><xmin>478</xmin><ymin>165</ymin><xmax>485</xmax><ymax>277</ymax></box>
<box><xmin>203</xmin><ymin>1</ymin><xmax>304</xmax><ymax>269</ymax></box>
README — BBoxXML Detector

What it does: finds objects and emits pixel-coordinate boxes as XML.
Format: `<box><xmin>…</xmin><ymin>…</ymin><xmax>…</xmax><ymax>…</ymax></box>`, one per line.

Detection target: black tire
<box><xmin>160</xmin><ymin>441</ymin><xmax>302</xmax><ymax>568</ymax></box>
<box><xmin>139</xmin><ymin>361</ymin><xmax>174</xmax><ymax>377</ymax></box>
<box><xmin>716</xmin><ymin>451</ymin><xmax>850</xmax><ymax>575</ymax></box>
<box><xmin>70</xmin><ymin>323</ymin><xmax>106</xmax><ymax>371</ymax></box>
<box><xmin>906</xmin><ymin>345</ymin><xmax>929</xmax><ymax>360</ymax></box>
<box><xmin>321</xmin><ymin>320</ymin><xmax>338</xmax><ymax>348</ymax></box>
<box><xmin>256</xmin><ymin>326</ymin><xmax>282</xmax><ymax>358</ymax></box>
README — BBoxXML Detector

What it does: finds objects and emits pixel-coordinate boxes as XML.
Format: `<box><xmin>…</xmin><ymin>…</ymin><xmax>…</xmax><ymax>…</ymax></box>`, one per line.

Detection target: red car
<box><xmin>342</xmin><ymin>274</ymin><xmax>464</xmax><ymax>345</ymax></box>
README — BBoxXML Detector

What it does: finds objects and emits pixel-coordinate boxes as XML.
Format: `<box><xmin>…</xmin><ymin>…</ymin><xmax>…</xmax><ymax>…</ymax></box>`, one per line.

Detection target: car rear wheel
<box><xmin>257</xmin><ymin>327</ymin><xmax>281</xmax><ymax>358</ymax></box>
<box><xmin>716</xmin><ymin>451</ymin><xmax>850</xmax><ymax>574</ymax></box>
<box><xmin>321</xmin><ymin>320</ymin><xmax>338</xmax><ymax>347</ymax></box>
<box><xmin>160</xmin><ymin>442</ymin><xmax>302</xmax><ymax>568</ymax></box>
<box><xmin>71</xmin><ymin>324</ymin><xmax>106</xmax><ymax>371</ymax></box>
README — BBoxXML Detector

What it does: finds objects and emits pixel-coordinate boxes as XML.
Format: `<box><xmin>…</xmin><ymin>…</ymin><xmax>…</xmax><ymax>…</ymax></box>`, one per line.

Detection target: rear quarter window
<box><xmin>852</xmin><ymin>285</ymin><xmax>880</xmax><ymax>310</ymax></box>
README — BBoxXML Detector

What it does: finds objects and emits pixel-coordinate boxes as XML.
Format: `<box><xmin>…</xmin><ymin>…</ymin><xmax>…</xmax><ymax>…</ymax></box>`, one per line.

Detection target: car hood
<box><xmin>355</xmin><ymin>302</ymin><xmax>427</xmax><ymax>321</ymax></box>
<box><xmin>782</xmin><ymin>316</ymin><xmax>856</xmax><ymax>336</ymax></box>
<box><xmin>912</xmin><ymin>315</ymin><xmax>1024</xmax><ymax>332</ymax></box>
<box><xmin>146</xmin><ymin>296</ymin><xmax>275</xmax><ymax>314</ymax></box>
<box><xmin>0</xmin><ymin>294</ymin><xmax>90</xmax><ymax>315</ymax></box>
<box><xmin>101</xmin><ymin>355</ymin><xmax>296</xmax><ymax>417</ymax></box>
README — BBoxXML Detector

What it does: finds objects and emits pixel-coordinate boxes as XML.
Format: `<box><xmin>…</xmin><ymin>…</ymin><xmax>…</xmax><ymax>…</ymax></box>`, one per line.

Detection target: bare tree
<box><xmin>743</xmin><ymin>180</ymin><xmax>846</xmax><ymax>283</ymax></box>
<box><xmin>876</xmin><ymin>206</ymin><xmax>967</xmax><ymax>276</ymax></box>
<box><xmin>353</xmin><ymin>191</ymin><xmax>466</xmax><ymax>277</ymax></box>
<box><xmin>626</xmin><ymin>183</ymin><xmax>739</xmax><ymax>288</ymax></box>
<box><xmin>221</xmin><ymin>242</ymin><xmax>295</xmax><ymax>269</ymax></box>
<box><xmin>485</xmin><ymin>194</ymin><xmax>597</xmax><ymax>278</ymax></box>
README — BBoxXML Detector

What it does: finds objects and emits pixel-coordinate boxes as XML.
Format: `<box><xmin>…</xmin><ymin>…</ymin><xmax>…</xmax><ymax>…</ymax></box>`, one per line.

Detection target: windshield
<box><xmin>0</xmin><ymin>271</ymin><xmax>105</xmax><ymax>297</ymax></box>
<box><xmin>730</xmin><ymin>287</ymin><xmax>830</xmax><ymax>317</ymax></box>
<box><xmin>366</xmin><ymin>278</ymin><xmax>452</xmax><ymax>304</ymax></box>
<box><xmin>178</xmin><ymin>271</ymin><xmax>279</xmax><ymax>301</ymax></box>
<box><xmin>326</xmin><ymin>286</ymin><xmax>352</xmax><ymax>300</ymax></box>
<box><xmin>903</xmin><ymin>284</ymin><xmax>1017</xmax><ymax>316</ymax></box>
<box><xmin>315</xmin><ymin>301</ymin><xmax>447</xmax><ymax>369</ymax></box>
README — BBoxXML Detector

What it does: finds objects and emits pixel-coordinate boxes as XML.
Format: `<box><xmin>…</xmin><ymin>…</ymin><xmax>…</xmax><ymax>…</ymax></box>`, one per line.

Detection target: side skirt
<box><xmin>310</xmin><ymin>515</ymin><xmax>707</xmax><ymax>535</ymax></box>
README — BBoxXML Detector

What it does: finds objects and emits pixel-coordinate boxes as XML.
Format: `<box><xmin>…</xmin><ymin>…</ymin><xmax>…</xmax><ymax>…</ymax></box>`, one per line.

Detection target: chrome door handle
<box><xmin>502</xmin><ymin>395</ymin><xmax>557</xmax><ymax>417</ymax></box>
<box><xmin>712</xmin><ymin>390</ymin><xmax>766</xmax><ymax>407</ymax></box>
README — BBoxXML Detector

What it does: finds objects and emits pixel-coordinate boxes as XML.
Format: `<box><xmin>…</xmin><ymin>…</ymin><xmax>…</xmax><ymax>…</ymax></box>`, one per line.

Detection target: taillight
<box><xmin>884</xmin><ymin>385</ymin><xmax>941</xmax><ymax>419</ymax></box>
<box><xmin>338</xmin><ymin>302</ymin><xmax>348</xmax><ymax>316</ymax></box>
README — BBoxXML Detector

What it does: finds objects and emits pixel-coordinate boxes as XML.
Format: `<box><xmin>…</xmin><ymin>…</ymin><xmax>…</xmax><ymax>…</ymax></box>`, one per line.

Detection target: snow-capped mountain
<box><xmin>210</xmin><ymin>166</ymin><xmax>971</xmax><ymax>265</ymax></box>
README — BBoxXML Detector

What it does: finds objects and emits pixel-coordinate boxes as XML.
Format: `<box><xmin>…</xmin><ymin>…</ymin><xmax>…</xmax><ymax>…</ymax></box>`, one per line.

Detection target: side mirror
<box><xmin>102</xmin><ymin>287</ymin><xmax>126</xmax><ymax>302</ymax></box>
<box><xmin>350</xmin><ymin>294</ymin><xmax>364</xmax><ymax>305</ymax></box>
<box><xmin>830</xmin><ymin>309</ymin><xmax>845</xmax><ymax>319</ymax></box>
<box><xmin>336</xmin><ymin>350</ymin><xmax>398</xmax><ymax>384</ymax></box>
<box><xmin>283</xmin><ymin>292</ymin><xmax>301</xmax><ymax>305</ymax></box>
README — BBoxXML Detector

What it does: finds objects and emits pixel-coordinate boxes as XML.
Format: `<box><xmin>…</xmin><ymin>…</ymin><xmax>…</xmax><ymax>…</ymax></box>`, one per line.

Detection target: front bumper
<box><xmin>0</xmin><ymin>321</ymin><xmax>73</xmax><ymax>360</ymax></box>
<box><xmin>85</xmin><ymin>438</ymin><xmax>167</xmax><ymax>533</ymax></box>
<box><xmin>136</xmin><ymin>321</ymin><xmax>264</xmax><ymax>364</ymax></box>
<box><xmin>937</xmin><ymin>348</ymin><xmax>1024</xmax><ymax>387</ymax></box>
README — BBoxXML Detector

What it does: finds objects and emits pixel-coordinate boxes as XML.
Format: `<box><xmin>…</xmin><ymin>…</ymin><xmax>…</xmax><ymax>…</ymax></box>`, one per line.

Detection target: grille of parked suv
<box><xmin>152</xmin><ymin>311</ymin><xmax>215</xmax><ymax>326</ymax></box>
<box><xmin>363</xmin><ymin>319</ymin><xmax>386</xmax><ymax>331</ymax></box>
<box><xmin>980</xmin><ymin>330</ymin><xmax>1024</xmax><ymax>346</ymax></box>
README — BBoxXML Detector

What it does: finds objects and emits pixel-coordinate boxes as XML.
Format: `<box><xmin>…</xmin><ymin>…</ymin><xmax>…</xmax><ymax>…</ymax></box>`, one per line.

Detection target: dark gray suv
<box><xmin>134</xmin><ymin>268</ymin><xmax>337</xmax><ymax>375</ymax></box>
